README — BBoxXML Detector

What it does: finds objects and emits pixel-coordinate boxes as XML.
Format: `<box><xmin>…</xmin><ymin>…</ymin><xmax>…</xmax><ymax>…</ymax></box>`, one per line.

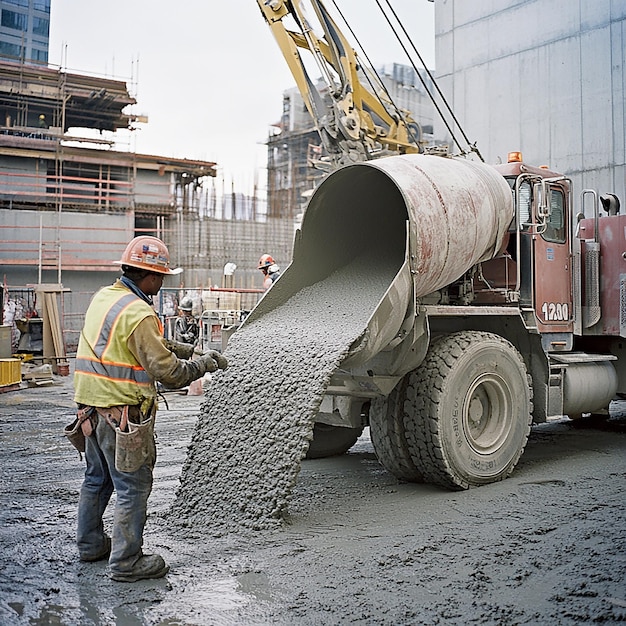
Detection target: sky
<box><xmin>48</xmin><ymin>0</ymin><xmax>435</xmax><ymax>193</ymax></box>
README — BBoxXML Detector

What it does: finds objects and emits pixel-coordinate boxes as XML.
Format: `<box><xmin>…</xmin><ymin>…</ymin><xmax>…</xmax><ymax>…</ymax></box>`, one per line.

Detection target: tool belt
<box><xmin>64</xmin><ymin>402</ymin><xmax>156</xmax><ymax>473</ymax></box>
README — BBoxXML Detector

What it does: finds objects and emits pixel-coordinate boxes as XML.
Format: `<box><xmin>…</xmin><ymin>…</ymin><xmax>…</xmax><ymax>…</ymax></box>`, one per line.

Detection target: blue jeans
<box><xmin>77</xmin><ymin>412</ymin><xmax>155</xmax><ymax>573</ymax></box>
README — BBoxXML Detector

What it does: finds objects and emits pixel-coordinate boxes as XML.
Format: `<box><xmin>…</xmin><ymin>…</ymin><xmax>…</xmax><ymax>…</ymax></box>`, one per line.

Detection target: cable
<box><xmin>378</xmin><ymin>0</ymin><xmax>484</xmax><ymax>161</ymax></box>
<box><xmin>328</xmin><ymin>0</ymin><xmax>422</xmax><ymax>149</ymax></box>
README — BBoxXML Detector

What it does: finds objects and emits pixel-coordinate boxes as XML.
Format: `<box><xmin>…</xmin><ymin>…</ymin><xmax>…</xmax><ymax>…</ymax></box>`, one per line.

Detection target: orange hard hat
<box><xmin>258</xmin><ymin>253</ymin><xmax>275</xmax><ymax>270</ymax></box>
<box><xmin>114</xmin><ymin>236</ymin><xmax>182</xmax><ymax>275</ymax></box>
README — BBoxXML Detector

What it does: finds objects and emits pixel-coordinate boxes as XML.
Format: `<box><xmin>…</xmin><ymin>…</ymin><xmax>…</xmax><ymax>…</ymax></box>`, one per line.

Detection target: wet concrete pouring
<box><xmin>0</xmin><ymin>369</ymin><xmax>625</xmax><ymax>625</ymax></box>
<box><xmin>173</xmin><ymin>257</ymin><xmax>398</xmax><ymax>532</ymax></box>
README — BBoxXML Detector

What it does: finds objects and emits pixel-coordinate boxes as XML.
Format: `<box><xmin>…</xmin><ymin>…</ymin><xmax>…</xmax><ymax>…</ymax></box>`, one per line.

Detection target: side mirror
<box><xmin>600</xmin><ymin>193</ymin><xmax>620</xmax><ymax>216</ymax></box>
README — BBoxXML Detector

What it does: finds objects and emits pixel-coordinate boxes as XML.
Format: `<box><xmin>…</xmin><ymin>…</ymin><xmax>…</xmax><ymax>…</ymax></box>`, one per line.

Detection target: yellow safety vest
<box><xmin>74</xmin><ymin>281</ymin><xmax>159</xmax><ymax>408</ymax></box>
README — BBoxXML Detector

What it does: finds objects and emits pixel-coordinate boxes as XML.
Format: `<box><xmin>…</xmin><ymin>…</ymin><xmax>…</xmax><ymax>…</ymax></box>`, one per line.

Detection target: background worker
<box><xmin>174</xmin><ymin>297</ymin><xmax>199</xmax><ymax>347</ymax></box>
<box><xmin>258</xmin><ymin>253</ymin><xmax>281</xmax><ymax>290</ymax></box>
<box><xmin>72</xmin><ymin>235</ymin><xmax>227</xmax><ymax>583</ymax></box>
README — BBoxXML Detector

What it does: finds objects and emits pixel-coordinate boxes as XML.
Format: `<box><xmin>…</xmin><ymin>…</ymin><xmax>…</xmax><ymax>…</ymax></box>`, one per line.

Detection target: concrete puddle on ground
<box><xmin>235</xmin><ymin>571</ymin><xmax>275</xmax><ymax>603</ymax></box>
<box><xmin>7</xmin><ymin>575</ymin><xmax>278</xmax><ymax>626</ymax></box>
<box><xmin>144</xmin><ymin>574</ymin><xmax>277</xmax><ymax>625</ymax></box>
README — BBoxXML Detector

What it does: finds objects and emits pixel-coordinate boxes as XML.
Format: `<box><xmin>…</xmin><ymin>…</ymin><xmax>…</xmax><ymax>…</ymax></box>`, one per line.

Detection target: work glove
<box><xmin>163</xmin><ymin>338</ymin><xmax>195</xmax><ymax>360</ymax></box>
<box><xmin>196</xmin><ymin>350</ymin><xmax>229</xmax><ymax>375</ymax></box>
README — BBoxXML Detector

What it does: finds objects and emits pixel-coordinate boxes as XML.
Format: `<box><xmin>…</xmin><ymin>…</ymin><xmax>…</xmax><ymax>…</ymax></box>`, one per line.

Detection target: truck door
<box><xmin>533</xmin><ymin>183</ymin><xmax>574</xmax><ymax>336</ymax></box>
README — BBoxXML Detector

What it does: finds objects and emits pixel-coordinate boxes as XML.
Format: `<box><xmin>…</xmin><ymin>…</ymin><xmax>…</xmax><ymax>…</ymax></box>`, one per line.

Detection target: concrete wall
<box><xmin>134</xmin><ymin>169</ymin><xmax>173</xmax><ymax>207</ymax></box>
<box><xmin>0</xmin><ymin>155</ymin><xmax>46</xmax><ymax>204</ymax></box>
<box><xmin>434</xmin><ymin>0</ymin><xmax>626</xmax><ymax>202</ymax></box>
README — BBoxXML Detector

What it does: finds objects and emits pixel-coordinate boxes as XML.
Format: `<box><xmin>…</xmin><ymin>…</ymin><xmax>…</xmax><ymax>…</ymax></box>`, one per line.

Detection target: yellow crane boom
<box><xmin>257</xmin><ymin>0</ymin><xmax>422</xmax><ymax>168</ymax></box>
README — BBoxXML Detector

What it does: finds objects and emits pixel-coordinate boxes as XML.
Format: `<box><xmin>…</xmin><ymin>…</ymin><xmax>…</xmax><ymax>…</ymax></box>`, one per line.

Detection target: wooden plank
<box><xmin>39</xmin><ymin>290</ymin><xmax>67</xmax><ymax>372</ymax></box>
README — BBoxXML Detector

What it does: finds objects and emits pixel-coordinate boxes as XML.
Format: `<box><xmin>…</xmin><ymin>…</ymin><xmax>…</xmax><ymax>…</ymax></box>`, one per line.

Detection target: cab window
<box><xmin>542</xmin><ymin>188</ymin><xmax>565</xmax><ymax>243</ymax></box>
<box><xmin>506</xmin><ymin>178</ymin><xmax>532</xmax><ymax>230</ymax></box>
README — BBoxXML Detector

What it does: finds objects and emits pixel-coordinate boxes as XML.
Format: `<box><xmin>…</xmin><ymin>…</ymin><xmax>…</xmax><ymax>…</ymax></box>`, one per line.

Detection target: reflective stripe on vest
<box><xmin>74</xmin><ymin>356</ymin><xmax>151</xmax><ymax>384</ymax></box>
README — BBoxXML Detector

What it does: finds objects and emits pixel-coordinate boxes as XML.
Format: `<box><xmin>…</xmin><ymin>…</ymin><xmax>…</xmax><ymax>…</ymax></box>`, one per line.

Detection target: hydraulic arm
<box><xmin>257</xmin><ymin>0</ymin><xmax>422</xmax><ymax>168</ymax></box>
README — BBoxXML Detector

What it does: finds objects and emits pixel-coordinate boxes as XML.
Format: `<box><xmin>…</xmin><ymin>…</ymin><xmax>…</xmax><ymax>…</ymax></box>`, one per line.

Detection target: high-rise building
<box><xmin>0</xmin><ymin>0</ymin><xmax>50</xmax><ymax>65</ymax></box>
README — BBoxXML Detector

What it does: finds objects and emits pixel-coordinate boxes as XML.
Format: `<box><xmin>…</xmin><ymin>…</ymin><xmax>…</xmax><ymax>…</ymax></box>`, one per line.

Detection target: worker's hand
<box><xmin>197</xmin><ymin>353</ymin><xmax>218</xmax><ymax>374</ymax></box>
<box><xmin>193</xmin><ymin>348</ymin><xmax>227</xmax><ymax>366</ymax></box>
<box><xmin>196</xmin><ymin>350</ymin><xmax>228</xmax><ymax>375</ymax></box>
<box><xmin>203</xmin><ymin>349</ymin><xmax>228</xmax><ymax>371</ymax></box>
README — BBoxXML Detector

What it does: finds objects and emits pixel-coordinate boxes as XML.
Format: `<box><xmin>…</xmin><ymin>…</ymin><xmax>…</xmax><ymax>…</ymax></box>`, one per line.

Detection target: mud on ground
<box><xmin>1</xmin><ymin>374</ymin><xmax>625</xmax><ymax>625</ymax></box>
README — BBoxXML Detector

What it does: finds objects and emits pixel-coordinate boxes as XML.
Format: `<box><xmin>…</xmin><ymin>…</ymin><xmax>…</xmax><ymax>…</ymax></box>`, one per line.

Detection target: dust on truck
<box><xmin>244</xmin><ymin>151</ymin><xmax>625</xmax><ymax>490</ymax></box>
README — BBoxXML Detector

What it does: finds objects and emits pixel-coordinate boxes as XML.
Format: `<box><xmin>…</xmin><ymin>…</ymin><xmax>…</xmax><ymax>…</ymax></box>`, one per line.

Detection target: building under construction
<box><xmin>0</xmin><ymin>60</ymin><xmax>295</xmax><ymax>291</ymax></box>
<box><xmin>0</xmin><ymin>59</ymin><xmax>296</xmax><ymax>357</ymax></box>
<box><xmin>0</xmin><ymin>0</ymin><xmax>436</xmax><ymax>362</ymax></box>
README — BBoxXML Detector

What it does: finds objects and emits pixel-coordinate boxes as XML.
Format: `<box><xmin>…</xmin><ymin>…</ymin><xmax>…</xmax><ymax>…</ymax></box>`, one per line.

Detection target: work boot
<box><xmin>109</xmin><ymin>554</ymin><xmax>169</xmax><ymax>583</ymax></box>
<box><xmin>79</xmin><ymin>535</ymin><xmax>111</xmax><ymax>563</ymax></box>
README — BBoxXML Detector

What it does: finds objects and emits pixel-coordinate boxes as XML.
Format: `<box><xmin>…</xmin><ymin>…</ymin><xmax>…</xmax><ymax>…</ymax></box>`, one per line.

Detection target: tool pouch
<box><xmin>64</xmin><ymin>407</ymin><xmax>95</xmax><ymax>453</ymax></box>
<box><xmin>114</xmin><ymin>405</ymin><xmax>156</xmax><ymax>473</ymax></box>
<box><xmin>64</xmin><ymin>416</ymin><xmax>85</xmax><ymax>453</ymax></box>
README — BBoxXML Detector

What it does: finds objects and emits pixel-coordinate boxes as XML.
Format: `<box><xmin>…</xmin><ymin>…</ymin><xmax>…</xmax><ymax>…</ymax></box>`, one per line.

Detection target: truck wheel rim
<box><xmin>463</xmin><ymin>373</ymin><xmax>511</xmax><ymax>455</ymax></box>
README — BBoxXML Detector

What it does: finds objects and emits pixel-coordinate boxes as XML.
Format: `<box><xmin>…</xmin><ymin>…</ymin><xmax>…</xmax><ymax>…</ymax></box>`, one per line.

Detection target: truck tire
<box><xmin>403</xmin><ymin>331</ymin><xmax>533</xmax><ymax>490</ymax></box>
<box><xmin>370</xmin><ymin>383</ymin><xmax>424</xmax><ymax>482</ymax></box>
<box><xmin>305</xmin><ymin>423</ymin><xmax>364</xmax><ymax>459</ymax></box>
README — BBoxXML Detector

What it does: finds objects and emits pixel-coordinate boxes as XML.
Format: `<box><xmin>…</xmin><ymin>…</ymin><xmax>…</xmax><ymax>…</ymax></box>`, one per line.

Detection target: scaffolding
<box><xmin>266</xmin><ymin>126</ymin><xmax>324</xmax><ymax>219</ymax></box>
<box><xmin>0</xmin><ymin>58</ymin><xmax>296</xmax><ymax>355</ymax></box>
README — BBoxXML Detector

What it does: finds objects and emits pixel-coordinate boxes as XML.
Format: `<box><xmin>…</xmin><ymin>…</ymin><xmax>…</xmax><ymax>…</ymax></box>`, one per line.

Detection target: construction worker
<box><xmin>174</xmin><ymin>297</ymin><xmax>199</xmax><ymax>347</ymax></box>
<box><xmin>258</xmin><ymin>253</ymin><xmax>281</xmax><ymax>290</ymax></box>
<box><xmin>72</xmin><ymin>235</ymin><xmax>227</xmax><ymax>582</ymax></box>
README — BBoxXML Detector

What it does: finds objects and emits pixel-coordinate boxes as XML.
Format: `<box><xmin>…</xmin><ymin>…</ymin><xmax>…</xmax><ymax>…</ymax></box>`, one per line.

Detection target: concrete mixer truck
<box><xmin>250</xmin><ymin>0</ymin><xmax>624</xmax><ymax>490</ymax></box>
<box><xmin>243</xmin><ymin>151</ymin><xmax>625</xmax><ymax>490</ymax></box>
